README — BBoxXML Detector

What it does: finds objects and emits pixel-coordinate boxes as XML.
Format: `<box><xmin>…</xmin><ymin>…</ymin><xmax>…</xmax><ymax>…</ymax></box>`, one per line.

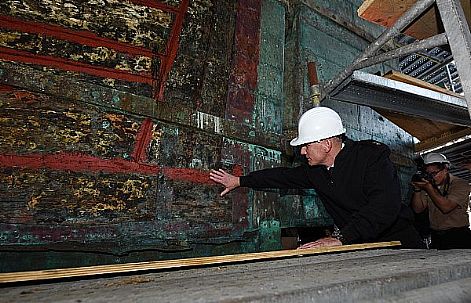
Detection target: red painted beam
<box><xmin>232</xmin><ymin>164</ymin><xmax>243</xmax><ymax>177</ymax></box>
<box><xmin>0</xmin><ymin>84</ymin><xmax>16</xmax><ymax>92</ymax></box>
<box><xmin>0</xmin><ymin>9</ymin><xmax>186</xmax><ymax>101</ymax></box>
<box><xmin>225</xmin><ymin>0</ymin><xmax>261</xmax><ymax>123</ymax></box>
<box><xmin>0</xmin><ymin>152</ymin><xmax>214</xmax><ymax>184</ymax></box>
<box><xmin>155</xmin><ymin>0</ymin><xmax>189</xmax><ymax>101</ymax></box>
<box><xmin>0</xmin><ymin>152</ymin><xmax>157</xmax><ymax>174</ymax></box>
<box><xmin>131</xmin><ymin>118</ymin><xmax>154</xmax><ymax>162</ymax></box>
<box><xmin>0</xmin><ymin>46</ymin><xmax>154</xmax><ymax>85</ymax></box>
<box><xmin>0</xmin><ymin>15</ymin><xmax>157</xmax><ymax>58</ymax></box>
<box><xmin>162</xmin><ymin>167</ymin><xmax>213</xmax><ymax>184</ymax></box>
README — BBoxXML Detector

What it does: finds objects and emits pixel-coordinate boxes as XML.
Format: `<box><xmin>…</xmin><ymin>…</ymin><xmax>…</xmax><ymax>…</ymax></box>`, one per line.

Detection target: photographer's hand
<box><xmin>411</xmin><ymin>180</ymin><xmax>428</xmax><ymax>213</ymax></box>
<box><xmin>411</xmin><ymin>180</ymin><xmax>432</xmax><ymax>192</ymax></box>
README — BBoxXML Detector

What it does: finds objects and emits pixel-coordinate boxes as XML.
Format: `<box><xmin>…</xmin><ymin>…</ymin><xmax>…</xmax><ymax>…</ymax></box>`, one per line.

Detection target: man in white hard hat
<box><xmin>210</xmin><ymin>106</ymin><xmax>424</xmax><ymax>248</ymax></box>
<box><xmin>411</xmin><ymin>152</ymin><xmax>471</xmax><ymax>249</ymax></box>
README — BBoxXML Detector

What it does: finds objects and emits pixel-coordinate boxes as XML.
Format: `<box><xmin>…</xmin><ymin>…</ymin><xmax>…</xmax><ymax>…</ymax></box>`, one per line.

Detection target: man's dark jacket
<box><xmin>240</xmin><ymin>138</ymin><xmax>422</xmax><ymax>248</ymax></box>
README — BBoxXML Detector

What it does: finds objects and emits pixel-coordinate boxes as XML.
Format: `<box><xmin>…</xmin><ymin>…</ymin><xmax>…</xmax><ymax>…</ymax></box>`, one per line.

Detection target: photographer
<box><xmin>411</xmin><ymin>153</ymin><xmax>471</xmax><ymax>249</ymax></box>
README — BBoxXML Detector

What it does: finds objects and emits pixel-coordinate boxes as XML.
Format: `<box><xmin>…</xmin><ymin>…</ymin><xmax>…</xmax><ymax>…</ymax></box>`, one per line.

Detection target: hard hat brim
<box><xmin>289</xmin><ymin>130</ymin><xmax>345</xmax><ymax>147</ymax></box>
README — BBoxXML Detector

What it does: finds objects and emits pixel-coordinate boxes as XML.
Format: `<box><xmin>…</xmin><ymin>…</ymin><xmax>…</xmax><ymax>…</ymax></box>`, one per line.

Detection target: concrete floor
<box><xmin>3</xmin><ymin>249</ymin><xmax>471</xmax><ymax>302</ymax></box>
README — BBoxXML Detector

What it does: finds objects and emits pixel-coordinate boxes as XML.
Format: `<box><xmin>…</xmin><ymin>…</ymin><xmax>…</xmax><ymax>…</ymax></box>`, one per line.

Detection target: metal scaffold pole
<box><xmin>436</xmin><ymin>0</ymin><xmax>471</xmax><ymax>118</ymax></box>
<box><xmin>354</xmin><ymin>33</ymin><xmax>448</xmax><ymax>70</ymax></box>
<box><xmin>322</xmin><ymin>0</ymin><xmax>437</xmax><ymax>99</ymax></box>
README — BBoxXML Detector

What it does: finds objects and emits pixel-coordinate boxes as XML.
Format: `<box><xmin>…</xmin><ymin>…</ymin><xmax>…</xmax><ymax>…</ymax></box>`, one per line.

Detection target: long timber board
<box><xmin>0</xmin><ymin>241</ymin><xmax>400</xmax><ymax>284</ymax></box>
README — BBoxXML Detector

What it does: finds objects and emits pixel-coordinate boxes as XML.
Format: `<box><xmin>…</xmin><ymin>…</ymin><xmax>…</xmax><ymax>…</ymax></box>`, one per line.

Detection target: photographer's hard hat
<box><xmin>290</xmin><ymin>106</ymin><xmax>346</xmax><ymax>146</ymax></box>
<box><xmin>423</xmin><ymin>153</ymin><xmax>450</xmax><ymax>165</ymax></box>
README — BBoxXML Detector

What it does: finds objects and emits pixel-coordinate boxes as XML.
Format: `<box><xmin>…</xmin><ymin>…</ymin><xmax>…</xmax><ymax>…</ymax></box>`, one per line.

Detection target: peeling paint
<box><xmin>196</xmin><ymin>111</ymin><xmax>222</xmax><ymax>134</ymax></box>
<box><xmin>0</xmin><ymin>0</ymin><xmax>295</xmax><ymax>269</ymax></box>
<box><xmin>0</xmin><ymin>0</ymin><xmax>175</xmax><ymax>48</ymax></box>
<box><xmin>27</xmin><ymin>192</ymin><xmax>43</xmax><ymax>210</ymax></box>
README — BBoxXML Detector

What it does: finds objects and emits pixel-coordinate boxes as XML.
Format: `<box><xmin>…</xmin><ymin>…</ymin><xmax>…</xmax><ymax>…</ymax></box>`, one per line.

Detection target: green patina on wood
<box><xmin>0</xmin><ymin>170</ymin><xmax>156</xmax><ymax>224</ymax></box>
<box><xmin>0</xmin><ymin>61</ymin><xmax>284</xmax><ymax>151</ymax></box>
<box><xmin>0</xmin><ymin>0</ymin><xmax>419</xmax><ymax>273</ymax></box>
<box><xmin>0</xmin><ymin>89</ymin><xmax>139</xmax><ymax>156</ymax></box>
<box><xmin>0</xmin><ymin>85</ymin><xmax>247</xmax><ymax>248</ymax></box>
<box><xmin>0</xmin><ymin>0</ymin><xmax>277</xmax><ymax>272</ymax></box>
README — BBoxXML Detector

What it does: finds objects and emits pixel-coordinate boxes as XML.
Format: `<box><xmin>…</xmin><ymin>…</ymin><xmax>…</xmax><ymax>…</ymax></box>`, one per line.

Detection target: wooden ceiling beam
<box><xmin>415</xmin><ymin>127</ymin><xmax>471</xmax><ymax>152</ymax></box>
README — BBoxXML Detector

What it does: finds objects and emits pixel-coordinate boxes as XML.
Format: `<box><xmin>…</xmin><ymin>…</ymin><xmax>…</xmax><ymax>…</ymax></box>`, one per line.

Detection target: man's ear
<box><xmin>322</xmin><ymin>139</ymin><xmax>333</xmax><ymax>152</ymax></box>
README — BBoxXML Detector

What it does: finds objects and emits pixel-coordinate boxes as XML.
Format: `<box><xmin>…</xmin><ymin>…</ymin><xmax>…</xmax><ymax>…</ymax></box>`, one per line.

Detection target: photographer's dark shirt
<box><xmin>240</xmin><ymin>138</ymin><xmax>417</xmax><ymax>246</ymax></box>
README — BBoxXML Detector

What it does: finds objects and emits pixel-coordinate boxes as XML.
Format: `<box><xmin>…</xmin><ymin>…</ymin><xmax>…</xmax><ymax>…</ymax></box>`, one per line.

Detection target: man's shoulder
<box><xmin>352</xmin><ymin>139</ymin><xmax>389</xmax><ymax>152</ymax></box>
<box><xmin>344</xmin><ymin>140</ymin><xmax>391</xmax><ymax>163</ymax></box>
<box><xmin>358</xmin><ymin>139</ymin><xmax>385</xmax><ymax>146</ymax></box>
<box><xmin>449</xmin><ymin>174</ymin><xmax>469</xmax><ymax>186</ymax></box>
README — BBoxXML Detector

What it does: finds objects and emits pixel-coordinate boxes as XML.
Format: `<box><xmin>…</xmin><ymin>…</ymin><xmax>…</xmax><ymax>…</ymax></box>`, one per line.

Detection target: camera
<box><xmin>411</xmin><ymin>171</ymin><xmax>433</xmax><ymax>182</ymax></box>
<box><xmin>411</xmin><ymin>156</ymin><xmax>434</xmax><ymax>183</ymax></box>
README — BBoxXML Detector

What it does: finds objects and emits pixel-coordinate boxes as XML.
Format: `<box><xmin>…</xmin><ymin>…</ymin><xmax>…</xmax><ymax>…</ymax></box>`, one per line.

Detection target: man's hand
<box><xmin>411</xmin><ymin>180</ymin><xmax>433</xmax><ymax>192</ymax></box>
<box><xmin>209</xmin><ymin>169</ymin><xmax>240</xmax><ymax>196</ymax></box>
<box><xmin>297</xmin><ymin>237</ymin><xmax>342</xmax><ymax>249</ymax></box>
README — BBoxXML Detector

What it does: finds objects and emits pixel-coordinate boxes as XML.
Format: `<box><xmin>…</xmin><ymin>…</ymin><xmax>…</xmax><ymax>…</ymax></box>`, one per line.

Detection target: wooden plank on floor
<box><xmin>0</xmin><ymin>241</ymin><xmax>401</xmax><ymax>284</ymax></box>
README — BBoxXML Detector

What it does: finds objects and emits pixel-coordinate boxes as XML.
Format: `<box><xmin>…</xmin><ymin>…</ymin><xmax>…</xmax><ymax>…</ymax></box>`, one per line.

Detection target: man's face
<box><xmin>425</xmin><ymin>164</ymin><xmax>447</xmax><ymax>185</ymax></box>
<box><xmin>300</xmin><ymin>140</ymin><xmax>328</xmax><ymax>166</ymax></box>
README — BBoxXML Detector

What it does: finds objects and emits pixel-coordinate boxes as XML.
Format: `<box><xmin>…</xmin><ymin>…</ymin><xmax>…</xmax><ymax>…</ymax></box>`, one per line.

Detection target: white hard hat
<box><xmin>423</xmin><ymin>153</ymin><xmax>450</xmax><ymax>165</ymax></box>
<box><xmin>290</xmin><ymin>107</ymin><xmax>346</xmax><ymax>146</ymax></box>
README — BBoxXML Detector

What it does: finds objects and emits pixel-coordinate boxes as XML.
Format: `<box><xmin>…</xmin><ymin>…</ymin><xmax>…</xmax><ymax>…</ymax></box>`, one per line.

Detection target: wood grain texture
<box><xmin>375</xmin><ymin>71</ymin><xmax>470</xmax><ymax>151</ymax></box>
<box><xmin>384</xmin><ymin>70</ymin><xmax>464</xmax><ymax>98</ymax></box>
<box><xmin>0</xmin><ymin>241</ymin><xmax>401</xmax><ymax>284</ymax></box>
<box><xmin>358</xmin><ymin>0</ymin><xmax>471</xmax><ymax>39</ymax></box>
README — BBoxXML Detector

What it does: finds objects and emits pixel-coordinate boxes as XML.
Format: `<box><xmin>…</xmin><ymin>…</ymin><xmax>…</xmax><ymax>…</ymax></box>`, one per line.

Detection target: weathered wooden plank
<box><xmin>0</xmin><ymin>0</ymin><xmax>194</xmax><ymax>99</ymax></box>
<box><xmin>0</xmin><ymin>63</ymin><xmax>285</xmax><ymax>151</ymax></box>
<box><xmin>0</xmin><ymin>164</ymin><xmax>229</xmax><ymax>252</ymax></box>
<box><xmin>226</xmin><ymin>0</ymin><xmax>261</xmax><ymax>125</ymax></box>
<box><xmin>0</xmin><ymin>241</ymin><xmax>401</xmax><ymax>284</ymax></box>
<box><xmin>0</xmin><ymin>84</ymin><xmax>249</xmax><ymax>250</ymax></box>
<box><xmin>0</xmin><ymin>0</ymin><xmax>175</xmax><ymax>50</ymax></box>
<box><xmin>0</xmin><ymin>87</ymin><xmax>141</xmax><ymax>156</ymax></box>
<box><xmin>0</xmin><ymin>169</ymin><xmax>157</xmax><ymax>224</ymax></box>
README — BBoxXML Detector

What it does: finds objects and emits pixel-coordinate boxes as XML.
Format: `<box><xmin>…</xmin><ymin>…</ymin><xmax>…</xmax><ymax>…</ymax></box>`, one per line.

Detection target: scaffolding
<box><xmin>322</xmin><ymin>0</ymin><xmax>471</xmax><ymax>123</ymax></box>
